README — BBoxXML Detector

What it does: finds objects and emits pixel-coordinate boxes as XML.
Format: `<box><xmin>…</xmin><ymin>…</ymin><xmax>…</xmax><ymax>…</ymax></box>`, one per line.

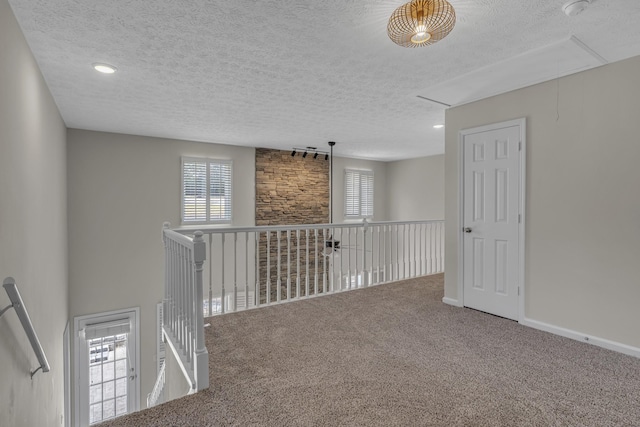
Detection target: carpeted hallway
<box><xmin>102</xmin><ymin>274</ymin><xmax>640</xmax><ymax>426</ymax></box>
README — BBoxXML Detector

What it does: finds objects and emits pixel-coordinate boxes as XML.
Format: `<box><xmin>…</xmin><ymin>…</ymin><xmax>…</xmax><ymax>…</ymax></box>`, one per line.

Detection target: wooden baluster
<box><xmin>418</xmin><ymin>223</ymin><xmax>422</xmax><ymax>276</ymax></box>
<box><xmin>404</xmin><ymin>224</ymin><xmax>408</xmax><ymax>279</ymax></box>
<box><xmin>413</xmin><ymin>224</ymin><xmax>417</xmax><ymax>278</ymax></box>
<box><xmin>338</xmin><ymin>228</ymin><xmax>343</xmax><ymax>291</ymax></box>
<box><xmin>245</xmin><ymin>232</ymin><xmax>249</xmax><ymax>310</ymax></box>
<box><xmin>266</xmin><ymin>231</ymin><xmax>271</xmax><ymax>305</ymax></box>
<box><xmin>377</xmin><ymin>225</ymin><xmax>381</xmax><ymax>284</ymax></box>
<box><xmin>348</xmin><ymin>227</ymin><xmax>352</xmax><ymax>290</ymax></box>
<box><xmin>296</xmin><ymin>229</ymin><xmax>300</xmax><ymax>298</ymax></box>
<box><xmin>305</xmin><ymin>229</ymin><xmax>310</xmax><ymax>297</ymax></box>
<box><xmin>221</xmin><ymin>233</ymin><xmax>226</xmax><ymax>314</ymax></box>
<box><xmin>209</xmin><ymin>234</ymin><xmax>213</xmax><ymax>316</ymax></box>
<box><xmin>362</xmin><ymin>220</ymin><xmax>367</xmax><ymax>287</ymax></box>
<box><xmin>255</xmin><ymin>232</ymin><xmax>260</xmax><ymax>307</ymax></box>
<box><xmin>370</xmin><ymin>224</ymin><xmax>374</xmax><ymax>285</ymax></box>
<box><xmin>323</xmin><ymin>229</ymin><xmax>327</xmax><ymax>294</ymax></box>
<box><xmin>287</xmin><ymin>230</ymin><xmax>291</xmax><ymax>300</ymax></box>
<box><xmin>233</xmin><ymin>232</ymin><xmax>237</xmax><ymax>312</ymax></box>
<box><xmin>314</xmin><ymin>229</ymin><xmax>319</xmax><ymax>296</ymax></box>
<box><xmin>277</xmin><ymin>230</ymin><xmax>282</xmax><ymax>303</ymax></box>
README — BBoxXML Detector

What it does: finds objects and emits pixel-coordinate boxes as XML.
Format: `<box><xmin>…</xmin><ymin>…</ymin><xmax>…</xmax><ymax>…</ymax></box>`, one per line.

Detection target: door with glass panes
<box><xmin>75</xmin><ymin>309</ymin><xmax>138</xmax><ymax>426</ymax></box>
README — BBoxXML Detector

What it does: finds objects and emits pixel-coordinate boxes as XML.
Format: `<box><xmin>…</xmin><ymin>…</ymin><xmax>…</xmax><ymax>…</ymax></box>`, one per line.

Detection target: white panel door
<box><xmin>463</xmin><ymin>123</ymin><xmax>521</xmax><ymax>320</ymax></box>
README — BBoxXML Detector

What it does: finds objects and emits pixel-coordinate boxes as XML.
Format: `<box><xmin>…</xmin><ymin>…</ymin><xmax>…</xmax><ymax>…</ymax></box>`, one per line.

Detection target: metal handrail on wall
<box><xmin>1</xmin><ymin>277</ymin><xmax>50</xmax><ymax>378</ymax></box>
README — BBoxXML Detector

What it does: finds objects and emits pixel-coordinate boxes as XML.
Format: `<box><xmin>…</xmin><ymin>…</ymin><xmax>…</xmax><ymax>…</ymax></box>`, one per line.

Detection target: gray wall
<box><xmin>0</xmin><ymin>0</ymin><xmax>69</xmax><ymax>425</ymax></box>
<box><xmin>387</xmin><ymin>155</ymin><xmax>444</xmax><ymax>221</ymax></box>
<box><xmin>67</xmin><ymin>129</ymin><xmax>255</xmax><ymax>410</ymax></box>
<box><xmin>444</xmin><ymin>55</ymin><xmax>640</xmax><ymax>348</ymax></box>
<box><xmin>163</xmin><ymin>345</ymin><xmax>191</xmax><ymax>402</ymax></box>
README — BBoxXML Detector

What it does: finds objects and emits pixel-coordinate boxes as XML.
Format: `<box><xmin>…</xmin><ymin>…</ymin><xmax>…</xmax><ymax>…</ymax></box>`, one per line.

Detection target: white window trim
<box><xmin>181</xmin><ymin>157</ymin><xmax>233</xmax><ymax>225</ymax></box>
<box><xmin>344</xmin><ymin>168</ymin><xmax>374</xmax><ymax>219</ymax></box>
<box><xmin>74</xmin><ymin>307</ymin><xmax>140</xmax><ymax>427</ymax></box>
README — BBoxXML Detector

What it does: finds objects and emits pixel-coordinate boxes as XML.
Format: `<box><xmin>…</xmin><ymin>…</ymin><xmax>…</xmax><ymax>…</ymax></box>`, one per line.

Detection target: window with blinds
<box><xmin>344</xmin><ymin>169</ymin><xmax>374</xmax><ymax>218</ymax></box>
<box><xmin>182</xmin><ymin>157</ymin><xmax>232</xmax><ymax>223</ymax></box>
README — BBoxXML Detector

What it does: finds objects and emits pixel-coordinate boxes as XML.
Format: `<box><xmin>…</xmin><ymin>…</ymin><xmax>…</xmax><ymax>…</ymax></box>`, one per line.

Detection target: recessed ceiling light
<box><xmin>92</xmin><ymin>63</ymin><xmax>117</xmax><ymax>74</ymax></box>
<box><xmin>433</xmin><ymin>124</ymin><xmax>444</xmax><ymax>129</ymax></box>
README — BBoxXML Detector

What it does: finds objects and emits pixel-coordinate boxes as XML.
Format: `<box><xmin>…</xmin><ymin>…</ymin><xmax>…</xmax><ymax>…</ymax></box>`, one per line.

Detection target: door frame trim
<box><xmin>457</xmin><ymin>117</ymin><xmax>527</xmax><ymax>322</ymax></box>
<box><xmin>73</xmin><ymin>307</ymin><xmax>140</xmax><ymax>427</ymax></box>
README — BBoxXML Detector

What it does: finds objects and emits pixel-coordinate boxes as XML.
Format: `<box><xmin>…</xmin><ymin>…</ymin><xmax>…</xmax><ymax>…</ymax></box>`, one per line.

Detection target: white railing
<box><xmin>146</xmin><ymin>360</ymin><xmax>166</xmax><ymax>408</ymax></box>
<box><xmin>162</xmin><ymin>225</ymin><xmax>209</xmax><ymax>392</ymax></box>
<box><xmin>173</xmin><ymin>219</ymin><xmax>444</xmax><ymax>316</ymax></box>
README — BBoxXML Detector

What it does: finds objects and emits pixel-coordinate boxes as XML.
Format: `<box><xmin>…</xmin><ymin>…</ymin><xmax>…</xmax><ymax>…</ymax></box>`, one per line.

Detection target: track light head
<box><xmin>291</xmin><ymin>150</ymin><xmax>296</xmax><ymax>157</ymax></box>
<box><xmin>302</xmin><ymin>151</ymin><xmax>308</xmax><ymax>158</ymax></box>
<box><xmin>313</xmin><ymin>152</ymin><xmax>319</xmax><ymax>159</ymax></box>
<box><xmin>325</xmin><ymin>154</ymin><xmax>329</xmax><ymax>161</ymax></box>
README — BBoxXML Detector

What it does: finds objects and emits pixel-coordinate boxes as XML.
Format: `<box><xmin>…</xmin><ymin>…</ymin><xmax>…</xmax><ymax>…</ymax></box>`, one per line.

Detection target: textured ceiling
<box><xmin>7</xmin><ymin>0</ymin><xmax>640</xmax><ymax>160</ymax></box>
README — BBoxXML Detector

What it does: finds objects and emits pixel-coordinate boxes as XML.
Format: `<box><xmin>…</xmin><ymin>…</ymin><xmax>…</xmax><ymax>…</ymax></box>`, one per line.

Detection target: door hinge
<box><xmin>519</xmin><ymin>141</ymin><xmax>522</xmax><ymax>151</ymax></box>
<box><xmin>518</xmin><ymin>214</ymin><xmax>521</xmax><ymax>223</ymax></box>
<box><xmin>518</xmin><ymin>287</ymin><xmax>520</xmax><ymax>296</ymax></box>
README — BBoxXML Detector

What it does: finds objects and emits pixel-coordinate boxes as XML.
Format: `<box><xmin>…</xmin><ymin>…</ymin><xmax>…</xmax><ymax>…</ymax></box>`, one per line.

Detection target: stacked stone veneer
<box><xmin>255</xmin><ymin>148</ymin><xmax>329</xmax><ymax>303</ymax></box>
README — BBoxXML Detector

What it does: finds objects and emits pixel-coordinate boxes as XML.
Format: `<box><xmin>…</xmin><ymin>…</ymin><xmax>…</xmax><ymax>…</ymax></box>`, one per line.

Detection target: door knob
<box><xmin>464</xmin><ymin>227</ymin><xmax>472</xmax><ymax>233</ymax></box>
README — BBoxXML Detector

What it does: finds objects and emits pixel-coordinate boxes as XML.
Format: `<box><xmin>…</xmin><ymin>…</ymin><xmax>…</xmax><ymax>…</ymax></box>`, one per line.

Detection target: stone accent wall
<box><xmin>255</xmin><ymin>148</ymin><xmax>329</xmax><ymax>302</ymax></box>
<box><xmin>255</xmin><ymin>148</ymin><xmax>329</xmax><ymax>226</ymax></box>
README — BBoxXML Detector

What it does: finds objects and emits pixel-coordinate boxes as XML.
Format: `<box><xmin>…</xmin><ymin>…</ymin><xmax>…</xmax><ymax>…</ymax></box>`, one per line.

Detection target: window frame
<box><xmin>181</xmin><ymin>157</ymin><xmax>233</xmax><ymax>225</ymax></box>
<box><xmin>344</xmin><ymin>168</ymin><xmax>374</xmax><ymax>219</ymax></box>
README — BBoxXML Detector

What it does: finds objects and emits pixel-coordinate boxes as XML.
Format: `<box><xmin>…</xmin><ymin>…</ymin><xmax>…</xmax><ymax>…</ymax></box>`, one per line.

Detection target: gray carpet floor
<box><xmin>102</xmin><ymin>274</ymin><xmax>640</xmax><ymax>426</ymax></box>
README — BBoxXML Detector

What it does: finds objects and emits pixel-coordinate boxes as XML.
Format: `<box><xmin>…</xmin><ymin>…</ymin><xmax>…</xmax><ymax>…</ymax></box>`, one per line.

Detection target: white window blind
<box><xmin>82</xmin><ymin>319</ymin><xmax>131</xmax><ymax>340</ymax></box>
<box><xmin>344</xmin><ymin>169</ymin><xmax>374</xmax><ymax>218</ymax></box>
<box><xmin>182</xmin><ymin>157</ymin><xmax>232</xmax><ymax>223</ymax></box>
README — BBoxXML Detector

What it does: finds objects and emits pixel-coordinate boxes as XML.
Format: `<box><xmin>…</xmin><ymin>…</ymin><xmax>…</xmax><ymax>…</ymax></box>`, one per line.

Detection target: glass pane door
<box><xmin>88</xmin><ymin>333</ymin><xmax>129</xmax><ymax>424</ymax></box>
<box><xmin>76</xmin><ymin>309</ymin><xmax>138</xmax><ymax>427</ymax></box>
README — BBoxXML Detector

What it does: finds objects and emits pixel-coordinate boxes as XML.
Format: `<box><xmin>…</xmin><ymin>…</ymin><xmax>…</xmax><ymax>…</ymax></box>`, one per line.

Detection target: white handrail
<box><xmin>174</xmin><ymin>219</ymin><xmax>444</xmax><ymax>316</ymax></box>
<box><xmin>162</xmin><ymin>224</ymin><xmax>209</xmax><ymax>392</ymax></box>
<box><xmin>159</xmin><ymin>218</ymin><xmax>443</xmax><ymax>401</ymax></box>
<box><xmin>146</xmin><ymin>360</ymin><xmax>166</xmax><ymax>408</ymax></box>
<box><xmin>174</xmin><ymin>219</ymin><xmax>443</xmax><ymax>235</ymax></box>
<box><xmin>1</xmin><ymin>277</ymin><xmax>50</xmax><ymax>378</ymax></box>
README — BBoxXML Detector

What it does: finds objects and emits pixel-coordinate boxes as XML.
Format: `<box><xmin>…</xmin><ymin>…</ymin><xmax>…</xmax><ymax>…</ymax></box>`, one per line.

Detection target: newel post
<box><xmin>192</xmin><ymin>231</ymin><xmax>209</xmax><ymax>390</ymax></box>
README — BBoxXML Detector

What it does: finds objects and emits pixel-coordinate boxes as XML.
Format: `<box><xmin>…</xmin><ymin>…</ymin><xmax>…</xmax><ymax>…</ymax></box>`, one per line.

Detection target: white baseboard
<box><xmin>442</xmin><ymin>297</ymin><xmax>463</xmax><ymax>307</ymax></box>
<box><xmin>520</xmin><ymin>317</ymin><xmax>640</xmax><ymax>359</ymax></box>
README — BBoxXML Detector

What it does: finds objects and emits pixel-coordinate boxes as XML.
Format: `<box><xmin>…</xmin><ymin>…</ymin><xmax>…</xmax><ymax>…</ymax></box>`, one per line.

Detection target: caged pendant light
<box><xmin>387</xmin><ymin>0</ymin><xmax>456</xmax><ymax>48</ymax></box>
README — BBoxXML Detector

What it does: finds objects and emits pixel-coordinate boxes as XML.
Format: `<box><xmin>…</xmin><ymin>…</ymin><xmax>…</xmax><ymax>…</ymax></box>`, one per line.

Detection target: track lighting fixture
<box><xmin>290</xmin><ymin>146</ymin><xmax>329</xmax><ymax>160</ymax></box>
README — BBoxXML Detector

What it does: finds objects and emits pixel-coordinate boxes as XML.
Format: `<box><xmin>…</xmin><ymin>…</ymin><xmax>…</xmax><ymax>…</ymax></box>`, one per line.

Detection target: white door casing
<box><xmin>74</xmin><ymin>308</ymin><xmax>140</xmax><ymax>427</ymax></box>
<box><xmin>459</xmin><ymin>119</ymin><xmax>525</xmax><ymax>321</ymax></box>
